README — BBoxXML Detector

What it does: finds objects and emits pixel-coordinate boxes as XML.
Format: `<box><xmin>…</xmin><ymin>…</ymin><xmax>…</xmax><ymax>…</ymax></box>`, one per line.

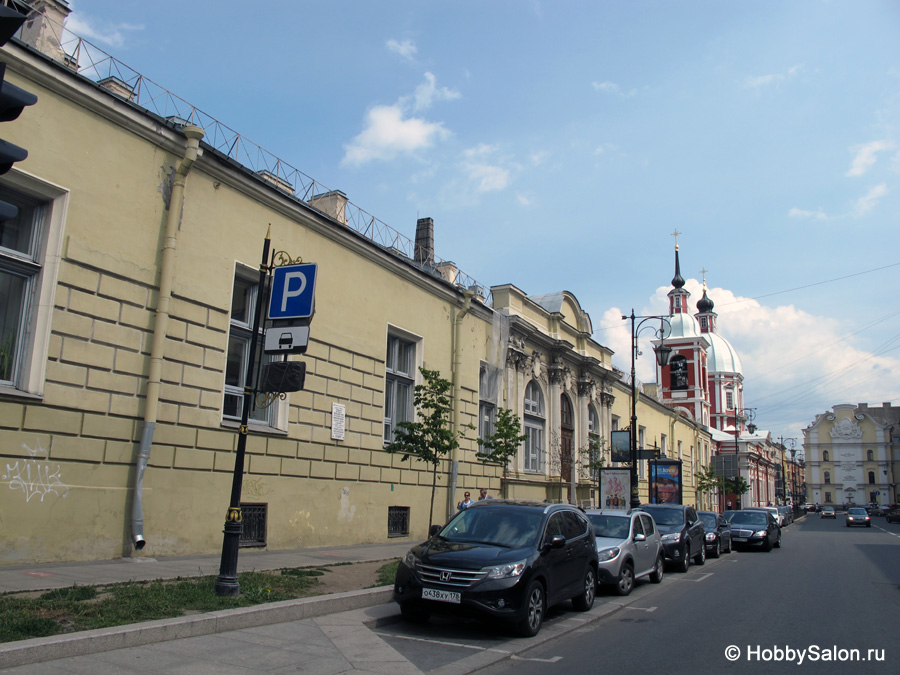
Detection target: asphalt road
<box><xmin>375</xmin><ymin>514</ymin><xmax>900</xmax><ymax>675</ymax></box>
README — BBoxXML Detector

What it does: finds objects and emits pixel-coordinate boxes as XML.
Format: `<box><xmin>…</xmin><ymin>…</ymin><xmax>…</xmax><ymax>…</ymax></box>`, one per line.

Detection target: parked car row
<box><xmin>393</xmin><ymin>499</ymin><xmax>785</xmax><ymax>639</ymax></box>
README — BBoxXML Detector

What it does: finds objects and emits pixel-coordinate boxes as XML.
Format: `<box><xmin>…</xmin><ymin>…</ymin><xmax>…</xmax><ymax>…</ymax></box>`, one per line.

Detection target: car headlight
<box><xmin>660</xmin><ymin>533</ymin><xmax>681</xmax><ymax>542</ymax></box>
<box><xmin>705</xmin><ymin>533</ymin><xmax>716</xmax><ymax>541</ymax></box>
<box><xmin>484</xmin><ymin>560</ymin><xmax>527</xmax><ymax>579</ymax></box>
<box><xmin>403</xmin><ymin>550</ymin><xmax>418</xmax><ymax>568</ymax></box>
<box><xmin>753</xmin><ymin>530</ymin><xmax>768</xmax><ymax>537</ymax></box>
<box><xmin>597</xmin><ymin>546</ymin><xmax>620</xmax><ymax>562</ymax></box>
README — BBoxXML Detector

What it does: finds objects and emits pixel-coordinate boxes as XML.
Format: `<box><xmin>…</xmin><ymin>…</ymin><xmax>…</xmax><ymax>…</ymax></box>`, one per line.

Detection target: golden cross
<box><xmin>700</xmin><ymin>267</ymin><xmax>708</xmax><ymax>286</ymax></box>
<box><xmin>672</xmin><ymin>229</ymin><xmax>681</xmax><ymax>250</ymax></box>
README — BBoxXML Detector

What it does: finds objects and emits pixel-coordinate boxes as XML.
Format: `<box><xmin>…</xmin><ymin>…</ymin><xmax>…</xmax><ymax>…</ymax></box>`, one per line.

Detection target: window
<box><xmin>524</xmin><ymin>380</ymin><xmax>544</xmax><ymax>473</ymax></box>
<box><xmin>868</xmin><ymin>471</ymin><xmax>875</xmax><ymax>485</ymax></box>
<box><xmin>867</xmin><ymin>450</ymin><xmax>874</xmax><ymax>461</ymax></box>
<box><xmin>824</xmin><ymin>471</ymin><xmax>831</xmax><ymax>484</ymax></box>
<box><xmin>478</xmin><ymin>364</ymin><xmax>497</xmax><ymax>454</ymax></box>
<box><xmin>388</xmin><ymin>506</ymin><xmax>410</xmax><ymax>537</ymax></box>
<box><xmin>822</xmin><ymin>450</ymin><xmax>829</xmax><ymax>461</ymax></box>
<box><xmin>670</xmin><ymin>355</ymin><xmax>688</xmax><ymax>390</ymax></box>
<box><xmin>384</xmin><ymin>333</ymin><xmax>416</xmax><ymax>443</ymax></box>
<box><xmin>725</xmin><ymin>389</ymin><xmax>734</xmax><ymax>410</ymax></box>
<box><xmin>638</xmin><ymin>426</ymin><xmax>646</xmax><ymax>479</ymax></box>
<box><xmin>0</xmin><ymin>176</ymin><xmax>67</xmax><ymax>394</ymax></box>
<box><xmin>224</xmin><ymin>269</ymin><xmax>278</xmax><ymax>426</ymax></box>
<box><xmin>825</xmin><ymin>491</ymin><xmax>832</xmax><ymax>503</ymax></box>
<box><xmin>660</xmin><ymin>434</ymin><xmax>667</xmax><ymax>457</ymax></box>
<box><xmin>588</xmin><ymin>405</ymin><xmax>601</xmax><ymax>478</ymax></box>
<box><xmin>611</xmin><ymin>415</ymin><xmax>619</xmax><ymax>431</ymax></box>
<box><xmin>700</xmin><ymin>316</ymin><xmax>708</xmax><ymax>330</ymax></box>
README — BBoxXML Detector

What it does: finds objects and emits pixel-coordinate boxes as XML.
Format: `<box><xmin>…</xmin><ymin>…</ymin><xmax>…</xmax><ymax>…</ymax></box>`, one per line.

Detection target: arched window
<box><xmin>867</xmin><ymin>450</ymin><xmax>874</xmax><ymax>461</ymax></box>
<box><xmin>824</xmin><ymin>471</ymin><xmax>831</xmax><ymax>485</ymax></box>
<box><xmin>588</xmin><ymin>406</ymin><xmax>601</xmax><ymax>479</ymax></box>
<box><xmin>560</xmin><ymin>395</ymin><xmax>574</xmax><ymax>483</ymax></box>
<box><xmin>868</xmin><ymin>471</ymin><xmax>875</xmax><ymax>485</ymax></box>
<box><xmin>523</xmin><ymin>381</ymin><xmax>545</xmax><ymax>473</ymax></box>
<box><xmin>822</xmin><ymin>450</ymin><xmax>829</xmax><ymax>461</ymax></box>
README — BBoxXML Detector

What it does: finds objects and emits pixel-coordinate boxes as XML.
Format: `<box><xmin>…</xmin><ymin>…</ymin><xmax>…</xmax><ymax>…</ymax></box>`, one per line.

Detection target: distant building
<box><xmin>803</xmin><ymin>403</ymin><xmax>899</xmax><ymax>508</ymax></box>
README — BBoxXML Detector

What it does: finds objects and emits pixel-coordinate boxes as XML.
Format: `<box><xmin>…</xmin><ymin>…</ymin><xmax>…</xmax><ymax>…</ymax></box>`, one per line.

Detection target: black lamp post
<box><xmin>624</xmin><ymin>310</ymin><xmax>672</xmax><ymax>509</ymax></box>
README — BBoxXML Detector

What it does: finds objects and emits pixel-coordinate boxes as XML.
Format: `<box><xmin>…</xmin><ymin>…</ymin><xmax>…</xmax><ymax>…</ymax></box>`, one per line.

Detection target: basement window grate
<box><xmin>239</xmin><ymin>502</ymin><xmax>267</xmax><ymax>548</ymax></box>
<box><xmin>388</xmin><ymin>506</ymin><xmax>410</xmax><ymax>538</ymax></box>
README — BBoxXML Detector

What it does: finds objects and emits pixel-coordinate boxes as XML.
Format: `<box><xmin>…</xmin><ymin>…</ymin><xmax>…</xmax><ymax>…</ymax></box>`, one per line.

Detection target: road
<box><xmin>375</xmin><ymin>513</ymin><xmax>900</xmax><ymax>674</ymax></box>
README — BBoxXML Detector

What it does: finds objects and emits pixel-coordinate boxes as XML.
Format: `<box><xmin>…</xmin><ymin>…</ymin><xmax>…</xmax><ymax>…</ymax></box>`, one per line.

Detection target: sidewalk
<box><xmin>0</xmin><ymin>542</ymin><xmax>413</xmax><ymax>672</ymax></box>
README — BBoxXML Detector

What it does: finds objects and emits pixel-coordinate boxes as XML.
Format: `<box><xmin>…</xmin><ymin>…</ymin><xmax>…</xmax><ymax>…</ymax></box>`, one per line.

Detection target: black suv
<box><xmin>636</xmin><ymin>504</ymin><xmax>705</xmax><ymax>572</ymax></box>
<box><xmin>393</xmin><ymin>500</ymin><xmax>599</xmax><ymax>637</ymax></box>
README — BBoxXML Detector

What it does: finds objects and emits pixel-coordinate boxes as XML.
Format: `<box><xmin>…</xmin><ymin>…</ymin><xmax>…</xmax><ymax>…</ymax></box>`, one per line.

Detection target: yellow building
<box><xmin>0</xmin><ymin>2</ymin><xmax>710</xmax><ymax>564</ymax></box>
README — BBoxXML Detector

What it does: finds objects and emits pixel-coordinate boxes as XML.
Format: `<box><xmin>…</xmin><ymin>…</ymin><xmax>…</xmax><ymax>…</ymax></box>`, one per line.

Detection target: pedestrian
<box><xmin>457</xmin><ymin>492</ymin><xmax>474</xmax><ymax>510</ymax></box>
<box><xmin>478</xmin><ymin>488</ymin><xmax>493</xmax><ymax>501</ymax></box>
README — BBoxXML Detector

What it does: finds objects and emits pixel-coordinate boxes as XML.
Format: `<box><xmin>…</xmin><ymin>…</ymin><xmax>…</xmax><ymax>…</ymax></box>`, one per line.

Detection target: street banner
<box><xmin>649</xmin><ymin>460</ymin><xmax>683</xmax><ymax>504</ymax></box>
<box><xmin>599</xmin><ymin>468</ymin><xmax>631</xmax><ymax>510</ymax></box>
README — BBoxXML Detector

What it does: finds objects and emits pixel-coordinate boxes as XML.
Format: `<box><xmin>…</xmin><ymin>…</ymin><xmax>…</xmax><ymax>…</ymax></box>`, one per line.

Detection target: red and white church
<box><xmin>652</xmin><ymin>245</ymin><xmax>782</xmax><ymax>509</ymax></box>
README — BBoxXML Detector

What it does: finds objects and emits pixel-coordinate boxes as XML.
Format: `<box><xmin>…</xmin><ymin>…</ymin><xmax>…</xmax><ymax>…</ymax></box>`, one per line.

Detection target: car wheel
<box><xmin>725</xmin><ymin>536</ymin><xmax>733</xmax><ymax>554</ymax></box>
<box><xmin>649</xmin><ymin>555</ymin><xmax>664</xmax><ymax>583</ymax></box>
<box><xmin>694</xmin><ymin>541</ymin><xmax>706</xmax><ymax>565</ymax></box>
<box><xmin>572</xmin><ymin>566</ymin><xmax>596</xmax><ymax>610</ymax></box>
<box><xmin>762</xmin><ymin>537</ymin><xmax>773</xmax><ymax>552</ymax></box>
<box><xmin>866</xmin><ymin>523</ymin><xmax>871</xmax><ymax>528</ymax></box>
<box><xmin>676</xmin><ymin>545</ymin><xmax>691</xmax><ymax>573</ymax></box>
<box><xmin>710</xmin><ymin>540</ymin><xmax>721</xmax><ymax>558</ymax></box>
<box><xmin>399</xmin><ymin>602</ymin><xmax>430</xmax><ymax>623</ymax></box>
<box><xmin>516</xmin><ymin>580</ymin><xmax>546</xmax><ymax>637</ymax></box>
<box><xmin>774</xmin><ymin>533</ymin><xmax>782</xmax><ymax>549</ymax></box>
<box><xmin>613</xmin><ymin>564</ymin><xmax>634</xmax><ymax>597</ymax></box>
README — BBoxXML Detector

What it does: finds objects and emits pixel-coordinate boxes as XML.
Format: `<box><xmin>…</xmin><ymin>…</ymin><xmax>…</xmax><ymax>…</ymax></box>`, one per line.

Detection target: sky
<box><xmin>61</xmin><ymin>0</ymin><xmax>900</xmax><ymax>450</ymax></box>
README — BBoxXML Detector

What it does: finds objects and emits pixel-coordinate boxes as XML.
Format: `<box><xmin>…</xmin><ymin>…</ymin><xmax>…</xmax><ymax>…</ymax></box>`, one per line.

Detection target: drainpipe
<box><xmin>131</xmin><ymin>125</ymin><xmax>204</xmax><ymax>550</ymax></box>
<box><xmin>447</xmin><ymin>289</ymin><xmax>474</xmax><ymax>520</ymax></box>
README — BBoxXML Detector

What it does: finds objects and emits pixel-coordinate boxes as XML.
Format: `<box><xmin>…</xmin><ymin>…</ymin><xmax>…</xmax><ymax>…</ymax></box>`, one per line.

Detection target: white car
<box><xmin>585</xmin><ymin>510</ymin><xmax>664</xmax><ymax>596</ymax></box>
<box><xmin>744</xmin><ymin>506</ymin><xmax>784</xmax><ymax>527</ymax></box>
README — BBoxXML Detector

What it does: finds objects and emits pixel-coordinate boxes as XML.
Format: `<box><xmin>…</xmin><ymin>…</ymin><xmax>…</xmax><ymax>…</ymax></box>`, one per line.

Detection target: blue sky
<box><xmin>64</xmin><ymin>1</ymin><xmax>900</xmax><ymax>448</ymax></box>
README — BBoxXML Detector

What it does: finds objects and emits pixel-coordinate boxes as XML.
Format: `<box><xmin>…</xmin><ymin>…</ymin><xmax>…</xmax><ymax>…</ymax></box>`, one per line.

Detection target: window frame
<box><xmin>523</xmin><ymin>380</ymin><xmax>545</xmax><ymax>473</ymax></box>
<box><xmin>383</xmin><ymin>327</ymin><xmax>421</xmax><ymax>444</ymax></box>
<box><xmin>0</xmin><ymin>171</ymin><xmax>68</xmax><ymax>397</ymax></box>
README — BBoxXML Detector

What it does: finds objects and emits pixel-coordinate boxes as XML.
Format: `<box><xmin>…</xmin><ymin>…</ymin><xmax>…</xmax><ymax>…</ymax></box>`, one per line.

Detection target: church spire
<box><xmin>671</xmin><ymin>229</ymin><xmax>685</xmax><ymax>289</ymax></box>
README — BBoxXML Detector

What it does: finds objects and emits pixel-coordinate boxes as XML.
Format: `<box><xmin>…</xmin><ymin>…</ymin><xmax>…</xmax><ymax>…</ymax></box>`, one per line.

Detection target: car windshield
<box><xmin>700</xmin><ymin>514</ymin><xmax>718</xmax><ymax>530</ymax></box>
<box><xmin>587</xmin><ymin>514</ymin><xmax>631</xmax><ymax>539</ymax></box>
<box><xmin>638</xmin><ymin>507</ymin><xmax>684</xmax><ymax>526</ymax></box>
<box><xmin>848</xmin><ymin>508</ymin><xmax>867</xmax><ymax>516</ymax></box>
<box><xmin>728</xmin><ymin>511</ymin><xmax>768</xmax><ymax>527</ymax></box>
<box><xmin>439</xmin><ymin>506</ymin><xmax>543</xmax><ymax>549</ymax></box>
<box><xmin>823</xmin><ymin>507</ymin><xmax>834</xmax><ymax>512</ymax></box>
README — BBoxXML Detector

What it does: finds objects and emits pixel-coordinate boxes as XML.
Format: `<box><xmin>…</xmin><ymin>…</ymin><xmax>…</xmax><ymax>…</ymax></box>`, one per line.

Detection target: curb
<box><xmin>0</xmin><ymin>586</ymin><xmax>394</xmax><ymax>670</ymax></box>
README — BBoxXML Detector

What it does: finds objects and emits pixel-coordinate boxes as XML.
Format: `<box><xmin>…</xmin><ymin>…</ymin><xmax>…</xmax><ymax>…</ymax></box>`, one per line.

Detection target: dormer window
<box><xmin>700</xmin><ymin>316</ymin><xmax>708</xmax><ymax>330</ymax></box>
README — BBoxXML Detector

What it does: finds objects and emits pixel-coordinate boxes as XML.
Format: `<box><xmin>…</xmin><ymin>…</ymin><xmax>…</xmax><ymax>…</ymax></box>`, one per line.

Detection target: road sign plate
<box><xmin>268</xmin><ymin>263</ymin><xmax>317</xmax><ymax>320</ymax></box>
<box><xmin>264</xmin><ymin>326</ymin><xmax>310</xmax><ymax>354</ymax></box>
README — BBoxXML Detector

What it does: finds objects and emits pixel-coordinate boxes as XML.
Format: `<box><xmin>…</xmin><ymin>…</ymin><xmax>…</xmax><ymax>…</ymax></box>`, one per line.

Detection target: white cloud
<box><xmin>517</xmin><ymin>192</ymin><xmax>535</xmax><ymax>207</ymax></box>
<box><xmin>410</xmin><ymin>72</ymin><xmax>460</xmax><ymax>113</ymax></box>
<box><xmin>386</xmin><ymin>39</ymin><xmax>417</xmax><ymax>61</ymax></box>
<box><xmin>853</xmin><ymin>183</ymin><xmax>888</xmax><ymax>216</ymax></box>
<box><xmin>66</xmin><ymin>14</ymin><xmax>142</xmax><ymax>48</ymax></box>
<box><xmin>465</xmin><ymin>163</ymin><xmax>510</xmax><ymax>193</ymax></box>
<box><xmin>846</xmin><ymin>140</ymin><xmax>895</xmax><ymax>177</ymax></box>
<box><xmin>744</xmin><ymin>64</ymin><xmax>804</xmax><ymax>89</ymax></box>
<box><xmin>788</xmin><ymin>207</ymin><xmax>828</xmax><ymax>220</ymax></box>
<box><xmin>342</xmin><ymin>73</ymin><xmax>458</xmax><ymax>166</ymax></box>
<box><xmin>342</xmin><ymin>105</ymin><xmax>449</xmax><ymax>166</ymax></box>
<box><xmin>608</xmin><ymin>278</ymin><xmax>900</xmax><ymax>439</ymax></box>
<box><xmin>592</xmin><ymin>80</ymin><xmax>636</xmax><ymax>97</ymax></box>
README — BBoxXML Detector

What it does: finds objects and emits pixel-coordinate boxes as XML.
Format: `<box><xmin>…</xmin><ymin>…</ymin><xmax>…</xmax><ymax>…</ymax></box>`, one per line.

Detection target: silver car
<box><xmin>585</xmin><ymin>510</ymin><xmax>664</xmax><ymax>596</ymax></box>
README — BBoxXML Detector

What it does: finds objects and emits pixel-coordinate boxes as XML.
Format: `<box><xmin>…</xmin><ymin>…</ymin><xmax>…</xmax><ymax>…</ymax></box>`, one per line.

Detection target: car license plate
<box><xmin>422</xmin><ymin>588</ymin><xmax>461</xmax><ymax>604</ymax></box>
<box><xmin>732</xmin><ymin>537</ymin><xmax>748</xmax><ymax>543</ymax></box>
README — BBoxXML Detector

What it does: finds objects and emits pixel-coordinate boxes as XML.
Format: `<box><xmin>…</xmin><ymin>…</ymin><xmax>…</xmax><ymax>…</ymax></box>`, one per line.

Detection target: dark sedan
<box><xmin>725</xmin><ymin>510</ymin><xmax>781</xmax><ymax>552</ymax></box>
<box><xmin>699</xmin><ymin>511</ymin><xmax>732</xmax><ymax>558</ymax></box>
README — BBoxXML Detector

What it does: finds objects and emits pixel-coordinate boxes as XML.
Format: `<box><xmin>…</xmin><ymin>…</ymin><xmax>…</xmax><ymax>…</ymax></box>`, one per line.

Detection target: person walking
<box><xmin>457</xmin><ymin>492</ymin><xmax>475</xmax><ymax>510</ymax></box>
<box><xmin>478</xmin><ymin>488</ymin><xmax>493</xmax><ymax>501</ymax></box>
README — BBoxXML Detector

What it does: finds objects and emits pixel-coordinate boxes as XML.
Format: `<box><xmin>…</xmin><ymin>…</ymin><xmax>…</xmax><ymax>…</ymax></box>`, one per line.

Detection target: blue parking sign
<box><xmin>268</xmin><ymin>263</ymin><xmax>317</xmax><ymax>320</ymax></box>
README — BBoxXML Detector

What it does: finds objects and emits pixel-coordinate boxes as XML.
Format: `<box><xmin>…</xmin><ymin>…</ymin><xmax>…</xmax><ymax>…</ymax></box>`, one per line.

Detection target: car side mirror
<box><xmin>633</xmin><ymin>533</ymin><xmax>646</xmax><ymax>542</ymax></box>
<box><xmin>544</xmin><ymin>534</ymin><xmax>566</xmax><ymax>550</ymax></box>
<box><xmin>429</xmin><ymin>524</ymin><xmax>442</xmax><ymax>537</ymax></box>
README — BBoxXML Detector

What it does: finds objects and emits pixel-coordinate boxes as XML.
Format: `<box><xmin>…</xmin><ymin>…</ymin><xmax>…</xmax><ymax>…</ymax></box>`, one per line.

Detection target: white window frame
<box><xmin>588</xmin><ymin>405</ymin><xmax>601</xmax><ymax>479</ymax></box>
<box><xmin>383</xmin><ymin>327</ymin><xmax>421</xmax><ymax>444</ymax></box>
<box><xmin>0</xmin><ymin>171</ymin><xmax>67</xmax><ymax>397</ymax></box>
<box><xmin>523</xmin><ymin>380</ymin><xmax>545</xmax><ymax>473</ymax></box>
<box><xmin>223</xmin><ymin>263</ymin><xmax>287</xmax><ymax>432</ymax></box>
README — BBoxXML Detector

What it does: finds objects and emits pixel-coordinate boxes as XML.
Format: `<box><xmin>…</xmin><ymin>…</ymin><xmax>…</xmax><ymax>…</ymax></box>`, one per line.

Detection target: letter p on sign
<box><xmin>268</xmin><ymin>263</ymin><xmax>318</xmax><ymax>320</ymax></box>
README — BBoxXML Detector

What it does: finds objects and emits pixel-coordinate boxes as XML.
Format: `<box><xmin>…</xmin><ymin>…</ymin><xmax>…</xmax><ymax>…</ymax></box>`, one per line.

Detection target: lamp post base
<box><xmin>214</xmin><ymin>518</ymin><xmax>243</xmax><ymax>597</ymax></box>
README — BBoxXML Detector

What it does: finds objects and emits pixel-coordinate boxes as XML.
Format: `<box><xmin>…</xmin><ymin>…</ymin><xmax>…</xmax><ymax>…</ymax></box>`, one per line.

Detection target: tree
<box><xmin>695</xmin><ymin>464</ymin><xmax>722</xmax><ymax>510</ymax></box>
<box><xmin>723</xmin><ymin>476</ymin><xmax>750</xmax><ymax>508</ymax></box>
<box><xmin>476</xmin><ymin>407</ymin><xmax>526</xmax><ymax>498</ymax></box>
<box><xmin>384</xmin><ymin>367</ymin><xmax>468</xmax><ymax>529</ymax></box>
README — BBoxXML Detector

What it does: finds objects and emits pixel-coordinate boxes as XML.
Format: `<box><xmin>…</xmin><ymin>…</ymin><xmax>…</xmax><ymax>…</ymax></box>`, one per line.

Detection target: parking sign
<box><xmin>268</xmin><ymin>263</ymin><xmax>317</xmax><ymax>320</ymax></box>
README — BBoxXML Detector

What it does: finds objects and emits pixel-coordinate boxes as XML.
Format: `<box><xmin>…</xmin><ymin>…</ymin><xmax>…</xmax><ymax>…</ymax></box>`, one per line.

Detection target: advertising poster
<box><xmin>610</xmin><ymin>430</ymin><xmax>631</xmax><ymax>464</ymax></box>
<box><xmin>599</xmin><ymin>468</ymin><xmax>631</xmax><ymax>510</ymax></box>
<box><xmin>650</xmin><ymin>460</ymin><xmax>683</xmax><ymax>504</ymax></box>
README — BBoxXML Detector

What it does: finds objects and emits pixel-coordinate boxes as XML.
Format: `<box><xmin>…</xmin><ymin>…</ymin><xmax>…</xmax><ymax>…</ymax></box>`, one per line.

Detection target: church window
<box><xmin>824</xmin><ymin>471</ymin><xmax>831</xmax><ymax>484</ymax></box>
<box><xmin>670</xmin><ymin>355</ymin><xmax>688</xmax><ymax>390</ymax></box>
<box><xmin>822</xmin><ymin>450</ymin><xmax>829</xmax><ymax>461</ymax></box>
<box><xmin>868</xmin><ymin>471</ymin><xmax>875</xmax><ymax>485</ymax></box>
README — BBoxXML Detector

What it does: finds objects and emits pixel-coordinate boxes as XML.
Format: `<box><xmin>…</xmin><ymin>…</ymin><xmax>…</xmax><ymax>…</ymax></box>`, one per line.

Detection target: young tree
<box><xmin>581</xmin><ymin>436</ymin><xmax>606</xmax><ymax>506</ymax></box>
<box><xmin>476</xmin><ymin>407</ymin><xmax>526</xmax><ymax>498</ymax></box>
<box><xmin>723</xmin><ymin>476</ymin><xmax>750</xmax><ymax>508</ymax></box>
<box><xmin>384</xmin><ymin>367</ymin><xmax>468</xmax><ymax>529</ymax></box>
<box><xmin>695</xmin><ymin>464</ymin><xmax>722</xmax><ymax>510</ymax></box>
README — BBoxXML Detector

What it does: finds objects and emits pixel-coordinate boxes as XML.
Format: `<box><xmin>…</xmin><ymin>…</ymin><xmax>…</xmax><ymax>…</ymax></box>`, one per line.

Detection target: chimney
<box><xmin>309</xmin><ymin>190</ymin><xmax>347</xmax><ymax>225</ymax></box>
<box><xmin>18</xmin><ymin>0</ymin><xmax>73</xmax><ymax>67</ymax></box>
<box><xmin>415</xmin><ymin>217</ymin><xmax>434</xmax><ymax>266</ymax></box>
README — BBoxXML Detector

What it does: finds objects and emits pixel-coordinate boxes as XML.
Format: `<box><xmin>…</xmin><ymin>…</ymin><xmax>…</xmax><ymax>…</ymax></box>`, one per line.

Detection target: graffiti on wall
<box><xmin>2</xmin><ymin>440</ymin><xmax>70</xmax><ymax>503</ymax></box>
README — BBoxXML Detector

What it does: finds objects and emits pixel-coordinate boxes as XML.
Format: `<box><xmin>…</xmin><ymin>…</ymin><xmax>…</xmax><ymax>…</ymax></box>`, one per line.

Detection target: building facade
<box><xmin>0</xmin><ymin>2</ymin><xmax>712</xmax><ymax>564</ymax></box>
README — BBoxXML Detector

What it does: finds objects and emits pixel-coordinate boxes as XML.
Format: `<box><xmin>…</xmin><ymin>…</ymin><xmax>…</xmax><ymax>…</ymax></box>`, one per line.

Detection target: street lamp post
<box><xmin>624</xmin><ymin>310</ymin><xmax>672</xmax><ymax>509</ymax></box>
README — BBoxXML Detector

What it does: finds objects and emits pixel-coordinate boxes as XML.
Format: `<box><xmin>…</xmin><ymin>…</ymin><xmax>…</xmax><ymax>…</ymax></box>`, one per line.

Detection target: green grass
<box><xmin>0</xmin><ymin>560</ymin><xmax>399</xmax><ymax>644</ymax></box>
